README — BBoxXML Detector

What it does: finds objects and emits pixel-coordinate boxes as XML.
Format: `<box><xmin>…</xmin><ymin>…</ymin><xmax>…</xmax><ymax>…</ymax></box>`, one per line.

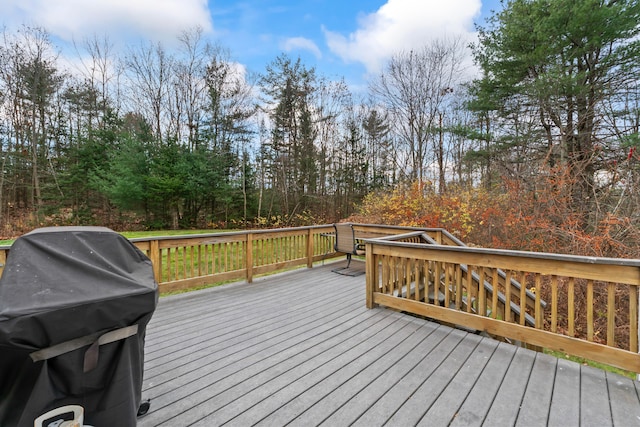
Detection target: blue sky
<box><xmin>1</xmin><ymin>0</ymin><xmax>503</xmax><ymax>88</ymax></box>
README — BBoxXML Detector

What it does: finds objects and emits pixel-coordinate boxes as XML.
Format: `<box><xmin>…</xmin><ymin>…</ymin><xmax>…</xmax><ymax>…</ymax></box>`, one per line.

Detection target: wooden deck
<box><xmin>139</xmin><ymin>261</ymin><xmax>640</xmax><ymax>426</ymax></box>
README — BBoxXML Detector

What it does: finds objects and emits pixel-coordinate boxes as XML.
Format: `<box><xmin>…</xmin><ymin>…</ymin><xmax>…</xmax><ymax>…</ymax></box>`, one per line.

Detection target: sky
<box><xmin>1</xmin><ymin>0</ymin><xmax>503</xmax><ymax>90</ymax></box>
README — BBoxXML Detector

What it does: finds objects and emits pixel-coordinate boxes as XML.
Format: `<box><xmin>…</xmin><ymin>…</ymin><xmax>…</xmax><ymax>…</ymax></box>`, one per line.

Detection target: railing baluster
<box><xmin>424</xmin><ymin>260</ymin><xmax>431</xmax><ymax>305</ymax></box>
<box><xmin>568</xmin><ymin>277</ymin><xmax>575</xmax><ymax>337</ymax></box>
<box><xmin>444</xmin><ymin>264</ymin><xmax>452</xmax><ymax>308</ymax></box>
<box><xmin>504</xmin><ymin>270</ymin><xmax>512</xmax><ymax>323</ymax></box>
<box><xmin>190</xmin><ymin>245</ymin><xmax>195</xmax><ymax>278</ymax></box>
<box><xmin>413</xmin><ymin>260</ymin><xmax>420</xmax><ymax>301</ymax></box>
<box><xmin>466</xmin><ymin>265</ymin><xmax>473</xmax><ymax>314</ymax></box>
<box><xmin>224</xmin><ymin>242</ymin><xmax>229</xmax><ymax>272</ymax></box>
<box><xmin>535</xmin><ymin>274</ymin><xmax>542</xmax><ymax>329</ymax></box>
<box><xmin>404</xmin><ymin>258</ymin><xmax>411</xmax><ymax>299</ymax></box>
<box><xmin>519</xmin><ymin>272</ymin><xmax>526</xmax><ymax>326</ymax></box>
<box><xmin>551</xmin><ymin>275</ymin><xmax>558</xmax><ymax>333</ymax></box>
<box><xmin>491</xmin><ymin>268</ymin><xmax>499</xmax><ymax>319</ymax></box>
<box><xmin>587</xmin><ymin>280</ymin><xmax>594</xmax><ymax>341</ymax></box>
<box><xmin>392</xmin><ymin>257</ymin><xmax>399</xmax><ymax>296</ymax></box>
<box><xmin>434</xmin><ymin>261</ymin><xmax>442</xmax><ymax>307</ymax></box>
<box><xmin>631</xmin><ymin>285</ymin><xmax>639</xmax><ymax>353</ymax></box>
<box><xmin>382</xmin><ymin>255</ymin><xmax>390</xmax><ymax>294</ymax></box>
<box><xmin>478</xmin><ymin>267</ymin><xmax>486</xmax><ymax>316</ymax></box>
<box><xmin>607</xmin><ymin>282</ymin><xmax>616</xmax><ymax>347</ymax></box>
<box><xmin>202</xmin><ymin>244</ymin><xmax>208</xmax><ymax>276</ymax></box>
<box><xmin>455</xmin><ymin>264</ymin><xmax>462</xmax><ymax>310</ymax></box>
<box><xmin>182</xmin><ymin>246</ymin><xmax>188</xmax><ymax>279</ymax></box>
<box><xmin>167</xmin><ymin>247</ymin><xmax>173</xmax><ymax>282</ymax></box>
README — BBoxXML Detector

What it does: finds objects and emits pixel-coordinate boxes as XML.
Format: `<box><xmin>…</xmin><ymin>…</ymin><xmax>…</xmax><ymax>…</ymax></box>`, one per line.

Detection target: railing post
<box><xmin>149</xmin><ymin>240</ymin><xmax>160</xmax><ymax>283</ymax></box>
<box><xmin>307</xmin><ymin>228</ymin><xmax>314</xmax><ymax>268</ymax></box>
<box><xmin>0</xmin><ymin>248</ymin><xmax>7</xmax><ymax>277</ymax></box>
<box><xmin>366</xmin><ymin>242</ymin><xmax>377</xmax><ymax>309</ymax></box>
<box><xmin>637</xmin><ymin>287</ymin><xmax>640</xmax><ymax>381</ymax></box>
<box><xmin>246</xmin><ymin>232</ymin><xmax>254</xmax><ymax>283</ymax></box>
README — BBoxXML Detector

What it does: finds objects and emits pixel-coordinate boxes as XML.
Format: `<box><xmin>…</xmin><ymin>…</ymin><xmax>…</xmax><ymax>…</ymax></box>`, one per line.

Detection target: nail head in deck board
<box><xmin>136</xmin><ymin>264</ymin><xmax>640</xmax><ymax>427</ymax></box>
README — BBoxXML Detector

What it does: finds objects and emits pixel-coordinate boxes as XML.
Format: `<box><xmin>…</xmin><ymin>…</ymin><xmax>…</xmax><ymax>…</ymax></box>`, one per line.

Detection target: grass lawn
<box><xmin>544</xmin><ymin>349</ymin><xmax>636</xmax><ymax>379</ymax></box>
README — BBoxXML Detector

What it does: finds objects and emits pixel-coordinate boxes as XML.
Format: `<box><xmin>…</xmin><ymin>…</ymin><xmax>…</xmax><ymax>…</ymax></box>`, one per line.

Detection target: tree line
<box><xmin>1</xmin><ymin>0</ymin><xmax>639</xmax><ymax>255</ymax></box>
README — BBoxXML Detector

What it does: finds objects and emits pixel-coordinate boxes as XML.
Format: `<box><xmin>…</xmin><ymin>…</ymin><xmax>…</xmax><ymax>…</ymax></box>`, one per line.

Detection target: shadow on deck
<box><xmin>139</xmin><ymin>261</ymin><xmax>640</xmax><ymax>427</ymax></box>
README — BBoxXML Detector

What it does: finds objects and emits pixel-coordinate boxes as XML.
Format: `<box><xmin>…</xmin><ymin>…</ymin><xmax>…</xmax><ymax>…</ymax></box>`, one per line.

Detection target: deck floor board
<box><xmin>449</xmin><ymin>342</ymin><xmax>517</xmax><ymax>427</ymax></box>
<box><xmin>138</xmin><ymin>262</ymin><xmax>640</xmax><ymax>426</ymax></box>
<box><xmin>580</xmin><ymin>365</ymin><xmax>613</xmax><ymax>427</ymax></box>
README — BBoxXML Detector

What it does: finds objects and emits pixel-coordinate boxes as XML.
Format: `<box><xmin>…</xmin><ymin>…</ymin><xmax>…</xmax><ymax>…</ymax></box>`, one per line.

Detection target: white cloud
<box><xmin>0</xmin><ymin>0</ymin><xmax>213</xmax><ymax>45</ymax></box>
<box><xmin>281</xmin><ymin>37</ymin><xmax>322</xmax><ymax>59</ymax></box>
<box><xmin>323</xmin><ymin>0</ymin><xmax>481</xmax><ymax>74</ymax></box>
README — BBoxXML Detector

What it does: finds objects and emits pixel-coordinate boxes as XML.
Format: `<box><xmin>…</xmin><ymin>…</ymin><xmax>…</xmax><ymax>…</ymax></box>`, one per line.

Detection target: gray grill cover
<box><xmin>0</xmin><ymin>227</ymin><xmax>158</xmax><ymax>426</ymax></box>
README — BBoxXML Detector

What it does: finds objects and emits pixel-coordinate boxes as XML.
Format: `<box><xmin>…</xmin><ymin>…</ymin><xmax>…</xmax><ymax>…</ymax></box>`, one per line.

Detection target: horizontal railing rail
<box><xmin>365</xmin><ymin>239</ymin><xmax>640</xmax><ymax>373</ymax></box>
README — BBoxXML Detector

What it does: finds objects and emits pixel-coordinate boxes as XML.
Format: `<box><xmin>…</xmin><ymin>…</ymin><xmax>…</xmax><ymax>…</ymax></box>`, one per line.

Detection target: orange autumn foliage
<box><xmin>352</xmin><ymin>173</ymin><xmax>640</xmax><ymax>259</ymax></box>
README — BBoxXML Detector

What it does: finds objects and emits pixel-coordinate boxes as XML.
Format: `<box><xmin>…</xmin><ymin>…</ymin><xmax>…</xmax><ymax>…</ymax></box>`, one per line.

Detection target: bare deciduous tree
<box><xmin>124</xmin><ymin>41</ymin><xmax>174</xmax><ymax>142</ymax></box>
<box><xmin>369</xmin><ymin>37</ymin><xmax>466</xmax><ymax>191</ymax></box>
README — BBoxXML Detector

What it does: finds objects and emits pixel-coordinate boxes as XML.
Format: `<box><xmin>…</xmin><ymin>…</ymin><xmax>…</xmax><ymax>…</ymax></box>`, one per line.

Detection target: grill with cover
<box><xmin>0</xmin><ymin>226</ymin><xmax>158</xmax><ymax>426</ymax></box>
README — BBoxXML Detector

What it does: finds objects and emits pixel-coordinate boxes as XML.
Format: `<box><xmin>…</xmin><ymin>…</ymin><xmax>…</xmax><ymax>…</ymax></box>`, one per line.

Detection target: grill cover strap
<box><xmin>29</xmin><ymin>324</ymin><xmax>139</xmax><ymax>372</ymax></box>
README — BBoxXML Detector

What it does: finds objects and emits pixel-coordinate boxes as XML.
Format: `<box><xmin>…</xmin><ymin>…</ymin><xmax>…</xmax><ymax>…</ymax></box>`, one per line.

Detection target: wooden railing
<box><xmin>365</xmin><ymin>238</ymin><xmax>640</xmax><ymax>373</ymax></box>
<box><xmin>370</xmin><ymin>231</ymin><xmax>541</xmax><ymax>326</ymax></box>
<box><xmin>2</xmin><ymin>223</ymin><xmax>639</xmax><ymax>373</ymax></box>
<box><xmin>0</xmin><ymin>224</ymin><xmax>540</xmax><ymax>304</ymax></box>
<box><xmin>0</xmin><ymin>226</ymin><xmax>333</xmax><ymax>293</ymax></box>
<box><xmin>125</xmin><ymin>224</ymin><xmax>436</xmax><ymax>293</ymax></box>
<box><xmin>0</xmin><ymin>224</ymin><xmax>424</xmax><ymax>292</ymax></box>
<box><xmin>128</xmin><ymin>226</ymin><xmax>342</xmax><ymax>293</ymax></box>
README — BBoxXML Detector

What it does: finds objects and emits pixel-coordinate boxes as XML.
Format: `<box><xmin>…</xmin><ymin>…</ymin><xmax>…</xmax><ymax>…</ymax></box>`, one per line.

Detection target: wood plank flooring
<box><xmin>138</xmin><ymin>261</ymin><xmax>640</xmax><ymax>426</ymax></box>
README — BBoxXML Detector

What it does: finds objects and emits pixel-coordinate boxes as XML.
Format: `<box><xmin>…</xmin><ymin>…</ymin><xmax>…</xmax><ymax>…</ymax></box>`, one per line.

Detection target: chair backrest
<box><xmin>334</xmin><ymin>223</ymin><xmax>358</xmax><ymax>254</ymax></box>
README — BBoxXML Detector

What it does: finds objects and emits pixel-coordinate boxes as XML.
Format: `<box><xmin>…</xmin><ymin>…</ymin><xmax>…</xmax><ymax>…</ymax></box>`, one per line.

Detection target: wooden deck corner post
<box><xmin>0</xmin><ymin>248</ymin><xmax>7</xmax><ymax>278</ymax></box>
<box><xmin>366</xmin><ymin>242</ymin><xmax>377</xmax><ymax>309</ymax></box>
<box><xmin>149</xmin><ymin>239</ymin><xmax>161</xmax><ymax>284</ymax></box>
<box><xmin>246</xmin><ymin>232</ymin><xmax>254</xmax><ymax>283</ymax></box>
<box><xmin>306</xmin><ymin>228</ymin><xmax>314</xmax><ymax>268</ymax></box>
